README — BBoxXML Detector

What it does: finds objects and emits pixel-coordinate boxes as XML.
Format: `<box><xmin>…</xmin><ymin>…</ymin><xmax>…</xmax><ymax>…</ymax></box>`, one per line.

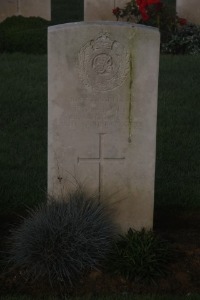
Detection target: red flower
<box><xmin>178</xmin><ymin>17</ymin><xmax>187</xmax><ymax>26</ymax></box>
<box><xmin>141</xmin><ymin>9</ymin><xmax>150</xmax><ymax>21</ymax></box>
<box><xmin>136</xmin><ymin>0</ymin><xmax>162</xmax><ymax>21</ymax></box>
<box><xmin>136</xmin><ymin>0</ymin><xmax>146</xmax><ymax>8</ymax></box>
<box><xmin>136</xmin><ymin>0</ymin><xmax>161</xmax><ymax>7</ymax></box>
<box><xmin>112</xmin><ymin>7</ymin><xmax>120</xmax><ymax>16</ymax></box>
<box><xmin>136</xmin><ymin>0</ymin><xmax>163</xmax><ymax>21</ymax></box>
<box><xmin>136</xmin><ymin>0</ymin><xmax>150</xmax><ymax>21</ymax></box>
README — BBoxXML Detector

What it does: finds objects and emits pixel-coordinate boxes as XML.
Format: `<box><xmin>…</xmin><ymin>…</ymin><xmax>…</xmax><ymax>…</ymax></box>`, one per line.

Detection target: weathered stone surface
<box><xmin>19</xmin><ymin>0</ymin><xmax>51</xmax><ymax>21</ymax></box>
<box><xmin>0</xmin><ymin>0</ymin><xmax>51</xmax><ymax>22</ymax></box>
<box><xmin>84</xmin><ymin>0</ymin><xmax>126</xmax><ymax>21</ymax></box>
<box><xmin>177</xmin><ymin>0</ymin><xmax>200</xmax><ymax>25</ymax></box>
<box><xmin>0</xmin><ymin>0</ymin><xmax>17</xmax><ymax>22</ymax></box>
<box><xmin>48</xmin><ymin>22</ymin><xmax>160</xmax><ymax>232</ymax></box>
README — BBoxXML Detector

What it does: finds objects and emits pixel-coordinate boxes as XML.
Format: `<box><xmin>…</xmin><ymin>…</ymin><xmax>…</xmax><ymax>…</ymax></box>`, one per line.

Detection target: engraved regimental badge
<box><xmin>78</xmin><ymin>33</ymin><xmax>130</xmax><ymax>92</ymax></box>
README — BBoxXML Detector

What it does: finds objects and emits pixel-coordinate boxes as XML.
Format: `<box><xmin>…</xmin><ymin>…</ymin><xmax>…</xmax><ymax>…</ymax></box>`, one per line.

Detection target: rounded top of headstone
<box><xmin>48</xmin><ymin>21</ymin><xmax>159</xmax><ymax>33</ymax></box>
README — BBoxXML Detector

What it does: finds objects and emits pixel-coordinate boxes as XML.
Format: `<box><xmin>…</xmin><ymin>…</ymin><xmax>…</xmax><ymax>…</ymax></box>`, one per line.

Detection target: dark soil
<box><xmin>0</xmin><ymin>209</ymin><xmax>200</xmax><ymax>297</ymax></box>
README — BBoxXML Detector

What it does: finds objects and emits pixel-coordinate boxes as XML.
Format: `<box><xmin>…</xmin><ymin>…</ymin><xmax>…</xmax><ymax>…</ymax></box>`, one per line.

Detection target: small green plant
<box><xmin>8</xmin><ymin>190</ymin><xmax>115</xmax><ymax>286</ymax></box>
<box><xmin>106</xmin><ymin>228</ymin><xmax>172</xmax><ymax>282</ymax></box>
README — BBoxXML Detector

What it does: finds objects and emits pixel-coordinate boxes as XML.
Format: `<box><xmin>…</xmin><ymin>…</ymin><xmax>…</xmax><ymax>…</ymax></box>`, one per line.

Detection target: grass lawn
<box><xmin>0</xmin><ymin>54</ymin><xmax>47</xmax><ymax>214</ymax></box>
<box><xmin>155</xmin><ymin>55</ymin><xmax>200</xmax><ymax>208</ymax></box>
<box><xmin>0</xmin><ymin>54</ymin><xmax>200</xmax><ymax>214</ymax></box>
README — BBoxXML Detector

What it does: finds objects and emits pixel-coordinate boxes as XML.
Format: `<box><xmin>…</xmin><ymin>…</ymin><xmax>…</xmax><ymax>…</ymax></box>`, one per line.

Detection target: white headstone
<box><xmin>19</xmin><ymin>0</ymin><xmax>51</xmax><ymax>21</ymax></box>
<box><xmin>0</xmin><ymin>0</ymin><xmax>17</xmax><ymax>22</ymax></box>
<box><xmin>84</xmin><ymin>0</ymin><xmax>126</xmax><ymax>21</ymax></box>
<box><xmin>48</xmin><ymin>22</ymin><xmax>160</xmax><ymax>232</ymax></box>
<box><xmin>0</xmin><ymin>0</ymin><xmax>51</xmax><ymax>22</ymax></box>
<box><xmin>177</xmin><ymin>0</ymin><xmax>200</xmax><ymax>25</ymax></box>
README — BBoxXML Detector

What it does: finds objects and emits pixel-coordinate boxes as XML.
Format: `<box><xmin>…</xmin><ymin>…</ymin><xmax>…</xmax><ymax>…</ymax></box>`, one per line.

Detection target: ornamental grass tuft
<box><xmin>106</xmin><ymin>228</ymin><xmax>173</xmax><ymax>282</ymax></box>
<box><xmin>8</xmin><ymin>190</ymin><xmax>115</xmax><ymax>286</ymax></box>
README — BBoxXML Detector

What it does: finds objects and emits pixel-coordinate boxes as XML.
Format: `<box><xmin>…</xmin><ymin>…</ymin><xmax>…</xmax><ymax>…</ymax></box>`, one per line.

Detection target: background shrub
<box><xmin>161</xmin><ymin>24</ymin><xmax>200</xmax><ymax>55</ymax></box>
<box><xmin>0</xmin><ymin>16</ymin><xmax>50</xmax><ymax>54</ymax></box>
<box><xmin>106</xmin><ymin>228</ymin><xmax>172</xmax><ymax>282</ymax></box>
<box><xmin>8</xmin><ymin>190</ymin><xmax>115</xmax><ymax>286</ymax></box>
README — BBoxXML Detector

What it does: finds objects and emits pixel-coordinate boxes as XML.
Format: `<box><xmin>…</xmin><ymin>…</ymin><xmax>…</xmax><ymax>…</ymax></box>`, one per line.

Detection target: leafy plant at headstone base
<box><xmin>112</xmin><ymin>0</ymin><xmax>190</xmax><ymax>47</ymax></box>
<box><xmin>105</xmin><ymin>228</ymin><xmax>173</xmax><ymax>282</ymax></box>
<box><xmin>7</xmin><ymin>190</ymin><xmax>116</xmax><ymax>287</ymax></box>
<box><xmin>161</xmin><ymin>23</ymin><xmax>200</xmax><ymax>54</ymax></box>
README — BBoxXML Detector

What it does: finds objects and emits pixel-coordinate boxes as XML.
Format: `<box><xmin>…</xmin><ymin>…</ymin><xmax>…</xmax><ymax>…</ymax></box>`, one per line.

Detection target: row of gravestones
<box><xmin>0</xmin><ymin>0</ymin><xmax>51</xmax><ymax>22</ymax></box>
<box><xmin>84</xmin><ymin>0</ymin><xmax>200</xmax><ymax>25</ymax></box>
<box><xmin>0</xmin><ymin>0</ymin><xmax>199</xmax><ymax>24</ymax></box>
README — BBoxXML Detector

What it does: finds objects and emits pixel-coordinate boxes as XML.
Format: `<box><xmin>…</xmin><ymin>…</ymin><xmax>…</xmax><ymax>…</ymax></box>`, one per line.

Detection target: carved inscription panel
<box><xmin>66</xmin><ymin>95</ymin><xmax>127</xmax><ymax>132</ymax></box>
<box><xmin>78</xmin><ymin>32</ymin><xmax>130</xmax><ymax>92</ymax></box>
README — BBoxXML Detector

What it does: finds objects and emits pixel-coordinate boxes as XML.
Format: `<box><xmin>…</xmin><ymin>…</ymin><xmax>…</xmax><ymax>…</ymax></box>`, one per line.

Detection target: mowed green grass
<box><xmin>155</xmin><ymin>55</ymin><xmax>200</xmax><ymax>208</ymax></box>
<box><xmin>0</xmin><ymin>54</ymin><xmax>47</xmax><ymax>214</ymax></box>
<box><xmin>0</xmin><ymin>54</ymin><xmax>200</xmax><ymax>214</ymax></box>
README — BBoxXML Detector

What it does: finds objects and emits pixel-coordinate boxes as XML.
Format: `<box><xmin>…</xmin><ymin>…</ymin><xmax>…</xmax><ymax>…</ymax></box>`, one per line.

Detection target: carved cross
<box><xmin>77</xmin><ymin>133</ymin><xmax>125</xmax><ymax>199</ymax></box>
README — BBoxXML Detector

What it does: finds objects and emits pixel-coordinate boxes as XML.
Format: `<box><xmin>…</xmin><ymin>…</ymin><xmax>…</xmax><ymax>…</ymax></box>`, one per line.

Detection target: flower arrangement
<box><xmin>113</xmin><ymin>0</ymin><xmax>164</xmax><ymax>24</ymax></box>
<box><xmin>112</xmin><ymin>0</ymin><xmax>188</xmax><ymax>44</ymax></box>
<box><xmin>113</xmin><ymin>2</ymin><xmax>200</xmax><ymax>55</ymax></box>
